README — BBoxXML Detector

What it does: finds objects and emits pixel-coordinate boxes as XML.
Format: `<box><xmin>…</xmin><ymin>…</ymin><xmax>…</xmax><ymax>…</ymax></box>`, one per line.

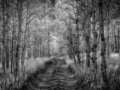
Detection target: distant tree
<box><xmin>1</xmin><ymin>0</ymin><xmax>7</xmax><ymax>74</ymax></box>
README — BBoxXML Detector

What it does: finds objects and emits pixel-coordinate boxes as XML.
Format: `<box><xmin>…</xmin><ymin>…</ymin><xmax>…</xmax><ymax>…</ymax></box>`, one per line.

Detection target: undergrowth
<box><xmin>1</xmin><ymin>58</ymin><xmax>120</xmax><ymax>90</ymax></box>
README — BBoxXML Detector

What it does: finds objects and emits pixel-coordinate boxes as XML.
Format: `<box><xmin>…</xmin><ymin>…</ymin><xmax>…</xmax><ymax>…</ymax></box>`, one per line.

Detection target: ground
<box><xmin>1</xmin><ymin>54</ymin><xmax>120</xmax><ymax>90</ymax></box>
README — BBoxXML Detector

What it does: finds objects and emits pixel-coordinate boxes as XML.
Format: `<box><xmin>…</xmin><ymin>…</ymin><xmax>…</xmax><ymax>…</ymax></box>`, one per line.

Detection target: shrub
<box><xmin>67</xmin><ymin>65</ymin><xmax>76</xmax><ymax>74</ymax></box>
<box><xmin>57</xmin><ymin>59</ymin><xmax>66</xmax><ymax>65</ymax></box>
<box><xmin>44</xmin><ymin>60</ymin><xmax>53</xmax><ymax>68</ymax></box>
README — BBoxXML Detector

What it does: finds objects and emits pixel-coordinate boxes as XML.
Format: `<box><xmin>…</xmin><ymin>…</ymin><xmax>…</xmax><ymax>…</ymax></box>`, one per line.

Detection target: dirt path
<box><xmin>15</xmin><ymin>58</ymin><xmax>76</xmax><ymax>90</ymax></box>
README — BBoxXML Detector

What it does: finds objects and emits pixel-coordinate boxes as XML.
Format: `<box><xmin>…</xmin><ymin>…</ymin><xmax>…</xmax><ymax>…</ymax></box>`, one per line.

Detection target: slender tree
<box><xmin>21</xmin><ymin>0</ymin><xmax>30</xmax><ymax>76</ymax></box>
<box><xmin>15</xmin><ymin>0</ymin><xmax>23</xmax><ymax>78</ymax></box>
<box><xmin>118</xmin><ymin>27</ymin><xmax>120</xmax><ymax>52</ymax></box>
<box><xmin>85</xmin><ymin>0</ymin><xmax>91</xmax><ymax>68</ymax></box>
<box><xmin>91</xmin><ymin>0</ymin><xmax>98</xmax><ymax>70</ymax></box>
<box><xmin>1</xmin><ymin>0</ymin><xmax>7</xmax><ymax>74</ymax></box>
<box><xmin>98</xmin><ymin>0</ymin><xmax>109</xmax><ymax>89</ymax></box>
<box><xmin>75</xmin><ymin>0</ymin><xmax>81</xmax><ymax>65</ymax></box>
<box><xmin>11</xmin><ymin>14</ymin><xmax>16</xmax><ymax>73</ymax></box>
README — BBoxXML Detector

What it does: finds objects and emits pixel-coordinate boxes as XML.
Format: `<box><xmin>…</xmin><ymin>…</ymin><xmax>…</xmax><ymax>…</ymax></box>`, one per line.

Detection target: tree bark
<box><xmin>91</xmin><ymin>11</ymin><xmax>98</xmax><ymax>70</ymax></box>
<box><xmin>85</xmin><ymin>29</ymin><xmax>91</xmax><ymax>68</ymax></box>
<box><xmin>2</xmin><ymin>0</ymin><xmax>7</xmax><ymax>74</ymax></box>
<box><xmin>11</xmin><ymin>16</ymin><xmax>16</xmax><ymax>73</ymax></box>
<box><xmin>21</xmin><ymin>0</ymin><xmax>30</xmax><ymax>76</ymax></box>
<box><xmin>15</xmin><ymin>0</ymin><xmax>23</xmax><ymax>78</ymax></box>
<box><xmin>106</xmin><ymin>19</ymin><xmax>110</xmax><ymax>60</ymax></box>
<box><xmin>114</xmin><ymin>29</ymin><xmax>117</xmax><ymax>52</ymax></box>
<box><xmin>48</xmin><ymin>31</ymin><xmax>50</xmax><ymax>57</ymax></box>
<box><xmin>98</xmin><ymin>0</ymin><xmax>109</xmax><ymax>89</ymax></box>
<box><xmin>75</xmin><ymin>1</ymin><xmax>81</xmax><ymax>65</ymax></box>
<box><xmin>118</xmin><ymin>28</ymin><xmax>119</xmax><ymax>52</ymax></box>
<box><xmin>85</xmin><ymin>0</ymin><xmax>91</xmax><ymax>68</ymax></box>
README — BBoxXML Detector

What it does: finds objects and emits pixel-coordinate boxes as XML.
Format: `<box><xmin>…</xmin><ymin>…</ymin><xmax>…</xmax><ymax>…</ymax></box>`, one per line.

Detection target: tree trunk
<box><xmin>91</xmin><ymin>11</ymin><xmax>97</xmax><ymax>70</ymax></box>
<box><xmin>118</xmin><ymin>28</ymin><xmax>119</xmax><ymax>52</ymax></box>
<box><xmin>5</xmin><ymin>15</ymin><xmax>10</xmax><ymax>69</ymax></box>
<box><xmin>85</xmin><ymin>30</ymin><xmax>91</xmax><ymax>68</ymax></box>
<box><xmin>99</xmin><ymin>0</ymin><xmax>109</xmax><ymax>89</ymax></box>
<box><xmin>106</xmin><ymin>19</ymin><xmax>110</xmax><ymax>60</ymax></box>
<box><xmin>2</xmin><ymin>0</ymin><xmax>7</xmax><ymax>74</ymax></box>
<box><xmin>72</xmin><ymin>34</ymin><xmax>77</xmax><ymax>65</ymax></box>
<box><xmin>11</xmin><ymin>17</ymin><xmax>15</xmax><ymax>73</ymax></box>
<box><xmin>11</xmin><ymin>9</ymin><xmax>17</xmax><ymax>74</ymax></box>
<box><xmin>85</xmin><ymin>0</ymin><xmax>91</xmax><ymax>68</ymax></box>
<box><xmin>21</xmin><ymin>0</ymin><xmax>30</xmax><ymax>76</ymax></box>
<box><xmin>48</xmin><ymin>31</ymin><xmax>50</xmax><ymax>57</ymax></box>
<box><xmin>75</xmin><ymin>2</ymin><xmax>81</xmax><ymax>64</ymax></box>
<box><xmin>15</xmin><ymin>0</ymin><xmax>23</xmax><ymax>78</ymax></box>
<box><xmin>114</xmin><ymin>30</ymin><xmax>117</xmax><ymax>52</ymax></box>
